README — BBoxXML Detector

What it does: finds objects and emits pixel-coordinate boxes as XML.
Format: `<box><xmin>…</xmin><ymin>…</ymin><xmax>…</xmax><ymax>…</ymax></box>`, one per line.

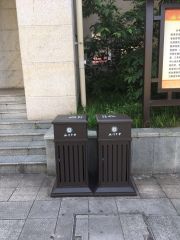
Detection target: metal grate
<box><xmin>55</xmin><ymin>142</ymin><xmax>87</xmax><ymax>186</ymax></box>
<box><xmin>98</xmin><ymin>141</ymin><xmax>130</xmax><ymax>185</ymax></box>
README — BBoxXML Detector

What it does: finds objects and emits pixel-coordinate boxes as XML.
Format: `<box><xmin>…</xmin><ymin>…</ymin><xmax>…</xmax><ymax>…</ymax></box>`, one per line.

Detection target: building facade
<box><xmin>0</xmin><ymin>0</ymin><xmax>132</xmax><ymax>121</ymax></box>
<box><xmin>0</xmin><ymin>0</ymin><xmax>78</xmax><ymax>120</ymax></box>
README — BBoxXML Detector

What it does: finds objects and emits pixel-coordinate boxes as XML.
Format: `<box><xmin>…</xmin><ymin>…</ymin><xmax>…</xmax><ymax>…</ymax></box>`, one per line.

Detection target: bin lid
<box><xmin>96</xmin><ymin>114</ymin><xmax>132</xmax><ymax>123</ymax></box>
<box><xmin>53</xmin><ymin>115</ymin><xmax>87</xmax><ymax>124</ymax></box>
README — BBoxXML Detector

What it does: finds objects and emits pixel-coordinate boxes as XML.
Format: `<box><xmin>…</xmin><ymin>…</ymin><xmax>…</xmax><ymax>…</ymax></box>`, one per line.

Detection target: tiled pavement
<box><xmin>1</xmin><ymin>174</ymin><xmax>180</xmax><ymax>239</ymax></box>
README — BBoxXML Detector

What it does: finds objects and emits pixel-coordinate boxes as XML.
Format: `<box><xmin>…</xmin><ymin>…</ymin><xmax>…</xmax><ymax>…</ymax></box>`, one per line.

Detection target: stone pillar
<box><xmin>16</xmin><ymin>0</ymin><xmax>78</xmax><ymax>120</ymax></box>
<box><xmin>0</xmin><ymin>0</ymin><xmax>23</xmax><ymax>88</ymax></box>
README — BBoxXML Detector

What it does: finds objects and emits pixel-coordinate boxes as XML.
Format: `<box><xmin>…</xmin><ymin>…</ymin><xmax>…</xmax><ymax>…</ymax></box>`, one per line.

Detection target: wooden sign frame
<box><xmin>143</xmin><ymin>0</ymin><xmax>180</xmax><ymax>127</ymax></box>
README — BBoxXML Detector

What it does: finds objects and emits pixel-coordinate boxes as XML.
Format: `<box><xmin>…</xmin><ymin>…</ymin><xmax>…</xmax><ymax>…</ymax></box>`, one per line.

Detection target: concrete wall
<box><xmin>16</xmin><ymin>0</ymin><xmax>78</xmax><ymax>120</ymax></box>
<box><xmin>45</xmin><ymin>127</ymin><xmax>180</xmax><ymax>176</ymax></box>
<box><xmin>0</xmin><ymin>0</ymin><xmax>23</xmax><ymax>88</ymax></box>
<box><xmin>131</xmin><ymin>129</ymin><xmax>180</xmax><ymax>174</ymax></box>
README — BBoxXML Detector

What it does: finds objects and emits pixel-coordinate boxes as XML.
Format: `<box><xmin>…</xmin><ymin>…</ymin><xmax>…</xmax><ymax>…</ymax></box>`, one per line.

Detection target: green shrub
<box><xmin>83</xmin><ymin>0</ymin><xmax>145</xmax><ymax>101</ymax></box>
<box><xmin>83</xmin><ymin>0</ymin><xmax>180</xmax><ymax>101</ymax></box>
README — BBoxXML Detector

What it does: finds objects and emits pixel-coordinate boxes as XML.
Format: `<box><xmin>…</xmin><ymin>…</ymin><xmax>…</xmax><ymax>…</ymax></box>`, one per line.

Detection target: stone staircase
<box><xmin>0</xmin><ymin>89</ymin><xmax>51</xmax><ymax>173</ymax></box>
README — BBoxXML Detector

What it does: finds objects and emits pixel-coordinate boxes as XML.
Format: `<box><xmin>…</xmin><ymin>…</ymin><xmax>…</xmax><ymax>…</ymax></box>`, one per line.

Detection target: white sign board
<box><xmin>162</xmin><ymin>9</ymin><xmax>180</xmax><ymax>89</ymax></box>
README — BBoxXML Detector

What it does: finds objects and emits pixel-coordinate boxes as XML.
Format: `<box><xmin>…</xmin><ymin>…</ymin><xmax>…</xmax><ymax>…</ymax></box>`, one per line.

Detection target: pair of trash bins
<box><xmin>51</xmin><ymin>114</ymin><xmax>136</xmax><ymax>197</ymax></box>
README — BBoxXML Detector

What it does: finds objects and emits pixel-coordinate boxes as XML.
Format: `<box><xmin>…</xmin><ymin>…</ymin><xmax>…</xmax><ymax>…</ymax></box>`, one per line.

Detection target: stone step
<box><xmin>0</xmin><ymin>120</ymin><xmax>51</xmax><ymax>130</ymax></box>
<box><xmin>0</xmin><ymin>140</ymin><xmax>45</xmax><ymax>148</ymax></box>
<box><xmin>0</xmin><ymin>110</ymin><xmax>26</xmax><ymax>114</ymax></box>
<box><xmin>0</xmin><ymin>135</ymin><xmax>43</xmax><ymax>142</ymax></box>
<box><xmin>0</xmin><ymin>141</ymin><xmax>46</xmax><ymax>156</ymax></box>
<box><xmin>0</xmin><ymin>155</ymin><xmax>47</xmax><ymax>174</ymax></box>
<box><xmin>0</xmin><ymin>103</ymin><xmax>26</xmax><ymax>111</ymax></box>
<box><xmin>0</xmin><ymin>129</ymin><xmax>47</xmax><ymax>142</ymax></box>
<box><xmin>0</xmin><ymin>129</ymin><xmax>47</xmax><ymax>134</ymax></box>
<box><xmin>0</xmin><ymin>89</ymin><xmax>25</xmax><ymax>95</ymax></box>
<box><xmin>0</xmin><ymin>112</ymin><xmax>27</xmax><ymax>119</ymax></box>
<box><xmin>0</xmin><ymin>90</ymin><xmax>48</xmax><ymax>173</ymax></box>
<box><xmin>0</xmin><ymin>95</ymin><xmax>25</xmax><ymax>103</ymax></box>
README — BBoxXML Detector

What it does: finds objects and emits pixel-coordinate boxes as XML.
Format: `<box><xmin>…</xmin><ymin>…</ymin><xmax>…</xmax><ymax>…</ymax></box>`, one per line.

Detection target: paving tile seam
<box><xmin>26</xmin><ymin>217</ymin><xmax>59</xmax><ymax>220</ymax></box>
<box><xmin>57</xmin><ymin>213</ymin><xmax>180</xmax><ymax>218</ymax></box>
<box><xmin>117</xmin><ymin>212</ymin><xmax>179</xmax><ymax>216</ymax></box>
<box><xmin>34</xmin><ymin>199</ymin><xmax>62</xmax><ymax>202</ymax></box>
<box><xmin>59</xmin><ymin>201</ymin><xmax>75</xmax><ymax>240</ymax></box>
<box><xmin>116</xmin><ymin>197</ymin><xmax>172</xmax><ymax>200</ymax></box>
<box><xmin>156</xmin><ymin>178</ymin><xmax>171</xmax><ymax>198</ymax></box>
<box><xmin>132</xmin><ymin>177</ymin><xmax>141</xmax><ymax>197</ymax></box>
<box><xmin>154</xmin><ymin>177</ymin><xmax>180</xmax><ymax>215</ymax></box>
<box><xmin>16</xmin><ymin>177</ymin><xmax>44</xmax><ymax>188</ymax></box>
<box><xmin>9</xmin><ymin>187</ymin><xmax>41</xmax><ymax>193</ymax></box>
<box><xmin>47</xmin><ymin>199</ymin><xmax>62</xmax><ymax>235</ymax></box>
<box><xmin>76</xmin><ymin>213</ymin><xmax>119</xmax><ymax>217</ymax></box>
<box><xmin>17</xmin><ymin>217</ymin><xmax>32</xmax><ymax>240</ymax></box>
<box><xmin>142</xmin><ymin>215</ymin><xmax>157</xmax><ymax>240</ymax></box>
<box><xmin>139</xmin><ymin>196</ymin><xmax>168</xmax><ymax>199</ymax></box>
<box><xmin>8</xmin><ymin>200</ymin><xmax>46</xmax><ymax>203</ymax></box>
<box><xmin>7</xmin><ymin>187</ymin><xmax>17</xmax><ymax>201</ymax></box>
<box><xmin>0</xmin><ymin>218</ymin><xmax>27</xmax><ymax>221</ymax></box>
<box><xmin>88</xmin><ymin>201</ymin><xmax>90</xmax><ymax>240</ymax></box>
<box><xmin>112</xmin><ymin>196</ymin><xmax>126</xmax><ymax>240</ymax></box>
<box><xmin>168</xmin><ymin>198</ymin><xmax>180</xmax><ymax>216</ymax></box>
<box><xmin>72</xmin><ymin>214</ymin><xmax>78</xmax><ymax>240</ymax></box>
<box><xmin>17</xmin><ymin>180</ymin><xmax>44</xmax><ymax>240</ymax></box>
<box><xmin>154</xmin><ymin>174</ymin><xmax>180</xmax><ymax>184</ymax></box>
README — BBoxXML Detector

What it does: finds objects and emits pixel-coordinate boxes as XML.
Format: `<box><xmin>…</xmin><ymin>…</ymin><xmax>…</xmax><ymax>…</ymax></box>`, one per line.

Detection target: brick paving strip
<box><xmin>0</xmin><ymin>174</ymin><xmax>180</xmax><ymax>239</ymax></box>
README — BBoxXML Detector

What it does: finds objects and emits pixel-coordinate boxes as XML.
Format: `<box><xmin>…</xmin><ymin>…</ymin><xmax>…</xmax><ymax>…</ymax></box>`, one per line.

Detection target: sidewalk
<box><xmin>0</xmin><ymin>173</ymin><xmax>180</xmax><ymax>240</ymax></box>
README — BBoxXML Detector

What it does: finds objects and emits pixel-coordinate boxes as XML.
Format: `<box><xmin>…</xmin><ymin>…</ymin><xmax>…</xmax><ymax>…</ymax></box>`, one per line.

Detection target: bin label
<box><xmin>102</xmin><ymin>115</ymin><xmax>116</xmax><ymax>119</ymax></box>
<box><xmin>68</xmin><ymin>115</ymin><xmax>83</xmax><ymax>119</ymax></box>
<box><xmin>108</xmin><ymin>126</ymin><xmax>122</xmax><ymax>137</ymax></box>
<box><xmin>64</xmin><ymin>127</ymin><xmax>77</xmax><ymax>137</ymax></box>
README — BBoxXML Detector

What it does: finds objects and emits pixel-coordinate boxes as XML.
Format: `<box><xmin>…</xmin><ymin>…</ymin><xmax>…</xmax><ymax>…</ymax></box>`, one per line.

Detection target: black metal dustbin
<box><xmin>95</xmin><ymin>114</ymin><xmax>136</xmax><ymax>196</ymax></box>
<box><xmin>51</xmin><ymin>115</ymin><xmax>92</xmax><ymax>197</ymax></box>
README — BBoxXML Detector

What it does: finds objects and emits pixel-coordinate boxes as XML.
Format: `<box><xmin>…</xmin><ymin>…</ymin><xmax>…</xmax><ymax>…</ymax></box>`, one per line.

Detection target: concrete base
<box><xmin>94</xmin><ymin>178</ymin><xmax>137</xmax><ymax>196</ymax></box>
<box><xmin>51</xmin><ymin>180</ymin><xmax>136</xmax><ymax>197</ymax></box>
<box><xmin>45</xmin><ymin>127</ymin><xmax>180</xmax><ymax>175</ymax></box>
<box><xmin>51</xmin><ymin>181</ymin><xmax>93</xmax><ymax>197</ymax></box>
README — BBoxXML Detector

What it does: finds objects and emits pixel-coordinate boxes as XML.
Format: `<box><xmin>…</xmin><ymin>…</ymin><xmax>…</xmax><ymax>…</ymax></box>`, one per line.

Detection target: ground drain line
<box><xmin>72</xmin><ymin>213</ymin><xmax>155</xmax><ymax>240</ymax></box>
<box><xmin>72</xmin><ymin>215</ymin><xmax>83</xmax><ymax>240</ymax></box>
<box><xmin>143</xmin><ymin>215</ymin><xmax>156</xmax><ymax>240</ymax></box>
